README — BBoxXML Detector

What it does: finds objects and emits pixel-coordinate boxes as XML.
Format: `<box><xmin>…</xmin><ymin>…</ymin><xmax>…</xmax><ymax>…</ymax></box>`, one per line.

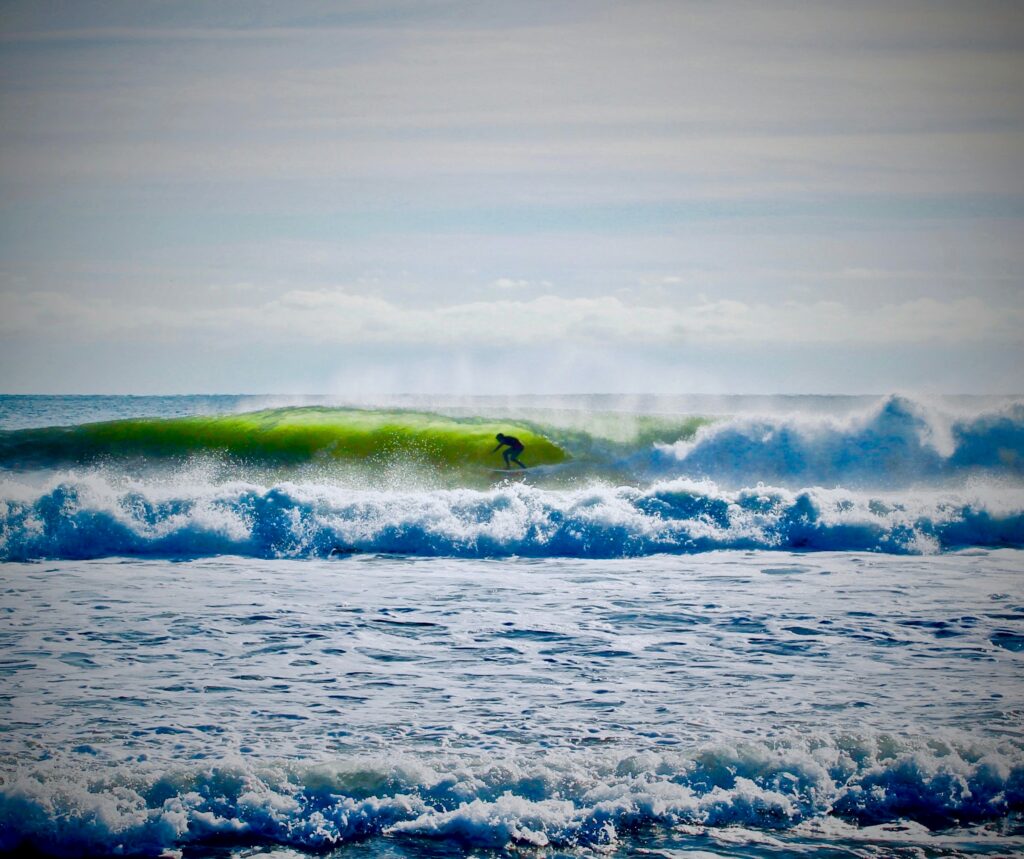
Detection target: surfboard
<box><xmin>487</xmin><ymin>463</ymin><xmax>569</xmax><ymax>476</ymax></box>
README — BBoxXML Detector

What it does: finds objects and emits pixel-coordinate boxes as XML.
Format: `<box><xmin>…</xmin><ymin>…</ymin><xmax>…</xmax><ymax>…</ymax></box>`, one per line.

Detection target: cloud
<box><xmin>2</xmin><ymin>288</ymin><xmax>1018</xmax><ymax>349</ymax></box>
<box><xmin>491</xmin><ymin>278</ymin><xmax>533</xmax><ymax>290</ymax></box>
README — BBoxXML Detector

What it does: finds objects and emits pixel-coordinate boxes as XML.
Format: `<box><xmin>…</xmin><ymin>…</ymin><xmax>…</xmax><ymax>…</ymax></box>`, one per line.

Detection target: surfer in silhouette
<box><xmin>493</xmin><ymin>433</ymin><xmax>527</xmax><ymax>469</ymax></box>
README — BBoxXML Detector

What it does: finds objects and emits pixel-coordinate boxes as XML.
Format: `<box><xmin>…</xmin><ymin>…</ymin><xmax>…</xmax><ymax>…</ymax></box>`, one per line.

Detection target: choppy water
<box><xmin>1</xmin><ymin>395</ymin><xmax>1022</xmax><ymax>857</ymax></box>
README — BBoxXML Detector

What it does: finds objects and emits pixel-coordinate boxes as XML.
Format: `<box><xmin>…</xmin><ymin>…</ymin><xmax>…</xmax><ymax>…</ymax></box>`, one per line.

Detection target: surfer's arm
<box><xmin>492</xmin><ymin>442</ymin><xmax>505</xmax><ymax>453</ymax></box>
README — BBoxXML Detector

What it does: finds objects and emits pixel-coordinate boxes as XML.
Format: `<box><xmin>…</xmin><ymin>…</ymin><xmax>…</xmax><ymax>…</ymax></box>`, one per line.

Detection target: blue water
<box><xmin>0</xmin><ymin>394</ymin><xmax>1022</xmax><ymax>857</ymax></box>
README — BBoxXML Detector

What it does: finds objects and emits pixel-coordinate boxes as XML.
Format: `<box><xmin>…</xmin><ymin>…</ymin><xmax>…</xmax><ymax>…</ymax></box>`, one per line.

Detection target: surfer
<box><xmin>492</xmin><ymin>433</ymin><xmax>527</xmax><ymax>469</ymax></box>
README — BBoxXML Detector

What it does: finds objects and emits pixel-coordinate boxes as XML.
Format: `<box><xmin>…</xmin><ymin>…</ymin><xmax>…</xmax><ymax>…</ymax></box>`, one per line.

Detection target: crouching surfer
<box><xmin>493</xmin><ymin>433</ymin><xmax>527</xmax><ymax>469</ymax></box>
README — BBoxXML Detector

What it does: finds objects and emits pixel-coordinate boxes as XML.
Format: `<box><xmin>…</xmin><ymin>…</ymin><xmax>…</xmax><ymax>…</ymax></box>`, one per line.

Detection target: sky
<box><xmin>0</xmin><ymin>0</ymin><xmax>1022</xmax><ymax>395</ymax></box>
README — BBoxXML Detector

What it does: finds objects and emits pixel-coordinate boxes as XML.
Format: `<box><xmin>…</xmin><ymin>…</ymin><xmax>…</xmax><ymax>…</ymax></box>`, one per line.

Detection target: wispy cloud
<box><xmin>3</xmin><ymin>288</ymin><xmax>1017</xmax><ymax>349</ymax></box>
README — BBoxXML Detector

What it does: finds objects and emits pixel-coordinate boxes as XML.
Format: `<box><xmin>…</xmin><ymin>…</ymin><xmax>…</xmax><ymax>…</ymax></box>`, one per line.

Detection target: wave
<box><xmin>0</xmin><ymin>407</ymin><xmax>570</xmax><ymax>471</ymax></box>
<box><xmin>2</xmin><ymin>397</ymin><xmax>1023</xmax><ymax>560</ymax></box>
<box><xmin>2</xmin><ymin>397</ymin><xmax>1023</xmax><ymax>492</ymax></box>
<box><xmin>654</xmin><ymin>395</ymin><xmax>1024</xmax><ymax>488</ymax></box>
<box><xmin>2</xmin><ymin>474</ymin><xmax>1022</xmax><ymax>560</ymax></box>
<box><xmin>2</xmin><ymin>735</ymin><xmax>1021</xmax><ymax>855</ymax></box>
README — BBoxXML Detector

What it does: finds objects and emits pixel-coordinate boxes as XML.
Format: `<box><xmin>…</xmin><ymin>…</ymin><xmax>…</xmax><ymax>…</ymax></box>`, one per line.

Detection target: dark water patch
<box><xmin>991</xmin><ymin>631</ymin><xmax>1024</xmax><ymax>652</ymax></box>
<box><xmin>372</xmin><ymin>618</ymin><xmax>443</xmax><ymax>629</ymax></box>
<box><xmin>493</xmin><ymin>628</ymin><xmax>572</xmax><ymax>642</ymax></box>
<box><xmin>721</xmin><ymin>616</ymin><xmax>769</xmax><ymax>634</ymax></box>
<box><xmin>356</xmin><ymin>648</ymin><xmax>423</xmax><ymax>663</ymax></box>
<box><xmin>583</xmin><ymin>648</ymin><xmax>636</xmax><ymax>659</ymax></box>
<box><xmin>747</xmin><ymin>638</ymin><xmax>818</xmax><ymax>656</ymax></box>
<box><xmin>56</xmin><ymin>652</ymin><xmax>97</xmax><ymax>668</ymax></box>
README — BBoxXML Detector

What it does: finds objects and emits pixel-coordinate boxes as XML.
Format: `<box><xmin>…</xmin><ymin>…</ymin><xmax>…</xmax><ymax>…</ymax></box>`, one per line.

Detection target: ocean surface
<box><xmin>1</xmin><ymin>393</ymin><xmax>1022</xmax><ymax>857</ymax></box>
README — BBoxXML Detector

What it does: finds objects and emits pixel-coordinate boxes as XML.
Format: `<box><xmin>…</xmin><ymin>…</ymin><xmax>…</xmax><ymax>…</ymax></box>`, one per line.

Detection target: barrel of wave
<box><xmin>0</xmin><ymin>407</ymin><xmax>568</xmax><ymax>471</ymax></box>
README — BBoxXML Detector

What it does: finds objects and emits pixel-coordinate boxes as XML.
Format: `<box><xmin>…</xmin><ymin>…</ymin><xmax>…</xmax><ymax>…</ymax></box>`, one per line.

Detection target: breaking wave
<box><xmin>653</xmin><ymin>395</ymin><xmax>1024</xmax><ymax>487</ymax></box>
<box><xmin>2</xmin><ymin>396</ymin><xmax>1023</xmax><ymax>487</ymax></box>
<box><xmin>2</xmin><ymin>475</ymin><xmax>1022</xmax><ymax>561</ymax></box>
<box><xmin>2</xmin><ymin>736</ymin><xmax>1022</xmax><ymax>855</ymax></box>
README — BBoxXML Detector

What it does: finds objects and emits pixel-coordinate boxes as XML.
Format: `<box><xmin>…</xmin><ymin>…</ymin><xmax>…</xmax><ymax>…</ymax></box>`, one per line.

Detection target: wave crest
<box><xmin>654</xmin><ymin>396</ymin><xmax>1024</xmax><ymax>487</ymax></box>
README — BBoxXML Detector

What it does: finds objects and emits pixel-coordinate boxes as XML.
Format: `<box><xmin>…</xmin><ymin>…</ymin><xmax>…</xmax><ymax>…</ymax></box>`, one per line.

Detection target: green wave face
<box><xmin>0</xmin><ymin>407</ymin><xmax>569</xmax><ymax>471</ymax></box>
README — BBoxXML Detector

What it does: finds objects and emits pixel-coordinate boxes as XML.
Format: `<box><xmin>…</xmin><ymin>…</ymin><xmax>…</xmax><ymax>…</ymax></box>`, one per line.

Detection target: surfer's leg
<box><xmin>512</xmin><ymin>450</ymin><xmax>526</xmax><ymax>468</ymax></box>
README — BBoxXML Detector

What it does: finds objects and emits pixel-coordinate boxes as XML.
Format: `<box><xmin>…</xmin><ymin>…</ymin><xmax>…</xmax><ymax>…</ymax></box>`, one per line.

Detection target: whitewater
<box><xmin>0</xmin><ymin>394</ymin><xmax>1022</xmax><ymax>857</ymax></box>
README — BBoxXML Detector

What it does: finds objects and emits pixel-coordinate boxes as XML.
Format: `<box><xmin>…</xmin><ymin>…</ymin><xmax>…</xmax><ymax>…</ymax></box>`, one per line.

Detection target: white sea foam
<box><xmin>1</xmin><ymin>470</ymin><xmax>1021</xmax><ymax>560</ymax></box>
<box><xmin>2</xmin><ymin>737</ymin><xmax>1022</xmax><ymax>855</ymax></box>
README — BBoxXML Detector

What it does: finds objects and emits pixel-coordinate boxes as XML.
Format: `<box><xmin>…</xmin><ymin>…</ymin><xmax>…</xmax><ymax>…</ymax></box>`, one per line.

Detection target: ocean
<box><xmin>0</xmin><ymin>393</ymin><xmax>1022</xmax><ymax>858</ymax></box>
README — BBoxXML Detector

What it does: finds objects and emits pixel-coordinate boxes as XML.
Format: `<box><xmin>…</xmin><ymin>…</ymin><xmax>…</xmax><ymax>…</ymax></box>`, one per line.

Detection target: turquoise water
<box><xmin>0</xmin><ymin>395</ymin><xmax>1022</xmax><ymax>857</ymax></box>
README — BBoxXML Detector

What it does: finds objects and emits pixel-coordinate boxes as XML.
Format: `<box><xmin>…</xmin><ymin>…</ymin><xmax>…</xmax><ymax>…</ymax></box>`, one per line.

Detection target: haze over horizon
<box><xmin>1</xmin><ymin>0</ymin><xmax>1022</xmax><ymax>395</ymax></box>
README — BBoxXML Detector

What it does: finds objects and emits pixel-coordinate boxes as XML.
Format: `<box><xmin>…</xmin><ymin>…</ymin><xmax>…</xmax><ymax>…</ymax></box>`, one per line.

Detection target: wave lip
<box><xmin>2</xmin><ymin>476</ymin><xmax>1022</xmax><ymax>560</ymax></box>
<box><xmin>2</xmin><ymin>737</ymin><xmax>1022</xmax><ymax>855</ymax></box>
